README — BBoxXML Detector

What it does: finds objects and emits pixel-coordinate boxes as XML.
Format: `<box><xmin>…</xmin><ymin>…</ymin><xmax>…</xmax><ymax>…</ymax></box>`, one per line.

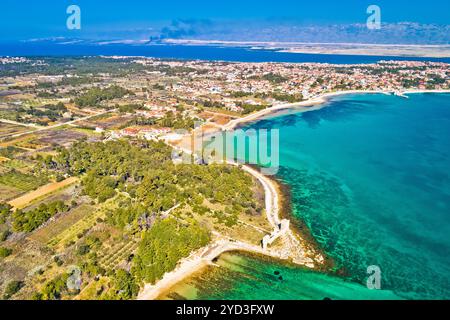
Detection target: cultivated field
<box><xmin>0</xmin><ymin>122</ymin><xmax>31</xmax><ymax>138</ymax></box>
<box><xmin>0</xmin><ymin>170</ymin><xmax>48</xmax><ymax>194</ymax></box>
<box><xmin>8</xmin><ymin>177</ymin><xmax>79</xmax><ymax>209</ymax></box>
<box><xmin>30</xmin><ymin>203</ymin><xmax>95</xmax><ymax>244</ymax></box>
<box><xmin>0</xmin><ymin>184</ymin><xmax>22</xmax><ymax>202</ymax></box>
<box><xmin>47</xmin><ymin>195</ymin><xmax>123</xmax><ymax>251</ymax></box>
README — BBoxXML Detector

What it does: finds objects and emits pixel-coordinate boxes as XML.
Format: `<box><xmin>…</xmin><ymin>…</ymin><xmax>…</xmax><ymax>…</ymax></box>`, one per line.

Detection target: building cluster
<box><xmin>107</xmin><ymin>126</ymin><xmax>183</xmax><ymax>143</ymax></box>
<box><xmin>129</xmin><ymin>58</ymin><xmax>450</xmax><ymax>112</ymax></box>
<box><xmin>0</xmin><ymin>57</ymin><xmax>29</xmax><ymax>64</ymax></box>
<box><xmin>2</xmin><ymin>56</ymin><xmax>448</xmax><ymax>129</ymax></box>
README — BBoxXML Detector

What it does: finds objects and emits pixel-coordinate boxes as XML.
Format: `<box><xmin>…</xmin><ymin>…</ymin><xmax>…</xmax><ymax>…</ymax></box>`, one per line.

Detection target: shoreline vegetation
<box><xmin>139</xmin><ymin>89</ymin><xmax>450</xmax><ymax>300</ymax></box>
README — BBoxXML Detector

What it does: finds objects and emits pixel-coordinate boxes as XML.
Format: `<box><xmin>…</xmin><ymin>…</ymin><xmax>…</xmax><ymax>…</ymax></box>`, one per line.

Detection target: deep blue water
<box><xmin>1</xmin><ymin>42</ymin><xmax>450</xmax><ymax>64</ymax></box>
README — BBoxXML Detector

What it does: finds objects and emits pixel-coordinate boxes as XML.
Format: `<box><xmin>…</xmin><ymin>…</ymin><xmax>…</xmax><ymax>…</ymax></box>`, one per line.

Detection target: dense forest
<box><xmin>0</xmin><ymin>57</ymin><xmax>149</xmax><ymax>77</ymax></box>
<box><xmin>132</xmin><ymin>218</ymin><xmax>210</xmax><ymax>284</ymax></box>
<box><xmin>39</xmin><ymin>138</ymin><xmax>261</xmax><ymax>296</ymax></box>
<box><xmin>54</xmin><ymin>139</ymin><xmax>259</xmax><ymax>226</ymax></box>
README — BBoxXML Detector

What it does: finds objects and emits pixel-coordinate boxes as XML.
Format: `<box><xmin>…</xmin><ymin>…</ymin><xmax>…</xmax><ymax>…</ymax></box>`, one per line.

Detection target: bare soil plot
<box><xmin>0</xmin><ymin>122</ymin><xmax>30</xmax><ymax>138</ymax></box>
<box><xmin>34</xmin><ymin>129</ymin><xmax>86</xmax><ymax>146</ymax></box>
<box><xmin>80</xmin><ymin>114</ymin><xmax>134</xmax><ymax>130</ymax></box>
<box><xmin>212</xmin><ymin>115</ymin><xmax>233</xmax><ymax>126</ymax></box>
<box><xmin>8</xmin><ymin>177</ymin><xmax>79</xmax><ymax>209</ymax></box>
<box><xmin>23</xmin><ymin>183</ymin><xmax>79</xmax><ymax>211</ymax></box>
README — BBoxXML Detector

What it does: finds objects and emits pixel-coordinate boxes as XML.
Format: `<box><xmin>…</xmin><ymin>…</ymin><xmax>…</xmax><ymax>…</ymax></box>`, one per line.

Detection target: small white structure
<box><xmin>162</xmin><ymin>133</ymin><xmax>184</xmax><ymax>142</ymax></box>
<box><xmin>262</xmin><ymin>219</ymin><xmax>290</xmax><ymax>250</ymax></box>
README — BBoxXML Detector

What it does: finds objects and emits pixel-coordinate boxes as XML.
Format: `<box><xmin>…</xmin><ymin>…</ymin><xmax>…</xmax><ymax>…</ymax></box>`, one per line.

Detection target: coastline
<box><xmin>163</xmin><ymin>39</ymin><xmax>450</xmax><ymax>58</ymax></box>
<box><xmin>137</xmin><ymin>161</ymin><xmax>322</xmax><ymax>300</ymax></box>
<box><xmin>138</xmin><ymin>88</ymin><xmax>450</xmax><ymax>300</ymax></box>
<box><xmin>223</xmin><ymin>89</ymin><xmax>450</xmax><ymax>131</ymax></box>
<box><xmin>156</xmin><ymin>250</ymin><xmax>324</xmax><ymax>300</ymax></box>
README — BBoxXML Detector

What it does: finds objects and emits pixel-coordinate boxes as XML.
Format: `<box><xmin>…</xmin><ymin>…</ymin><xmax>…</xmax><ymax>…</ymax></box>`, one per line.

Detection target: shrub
<box><xmin>3</xmin><ymin>281</ymin><xmax>23</xmax><ymax>299</ymax></box>
<box><xmin>0</xmin><ymin>247</ymin><xmax>12</xmax><ymax>258</ymax></box>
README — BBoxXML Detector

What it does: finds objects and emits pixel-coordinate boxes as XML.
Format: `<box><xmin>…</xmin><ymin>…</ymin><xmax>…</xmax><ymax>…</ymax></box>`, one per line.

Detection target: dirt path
<box><xmin>8</xmin><ymin>177</ymin><xmax>79</xmax><ymax>209</ymax></box>
<box><xmin>1</xmin><ymin>109</ymin><xmax>115</xmax><ymax>140</ymax></box>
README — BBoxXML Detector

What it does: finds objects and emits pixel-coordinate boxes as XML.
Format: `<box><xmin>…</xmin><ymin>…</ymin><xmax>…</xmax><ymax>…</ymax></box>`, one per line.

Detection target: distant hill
<box><xmin>152</xmin><ymin>20</ymin><xmax>450</xmax><ymax>45</ymax></box>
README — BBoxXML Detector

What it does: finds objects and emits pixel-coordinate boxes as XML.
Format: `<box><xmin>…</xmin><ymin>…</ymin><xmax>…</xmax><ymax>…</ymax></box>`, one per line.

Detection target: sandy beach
<box><xmin>137</xmin><ymin>159</ymin><xmax>313</xmax><ymax>299</ymax></box>
<box><xmin>137</xmin><ymin>238</ymin><xmax>290</xmax><ymax>300</ymax></box>
<box><xmin>223</xmin><ymin>89</ymin><xmax>450</xmax><ymax>130</ymax></box>
<box><xmin>137</xmin><ymin>157</ymin><xmax>320</xmax><ymax>300</ymax></box>
<box><xmin>163</xmin><ymin>39</ymin><xmax>450</xmax><ymax>58</ymax></box>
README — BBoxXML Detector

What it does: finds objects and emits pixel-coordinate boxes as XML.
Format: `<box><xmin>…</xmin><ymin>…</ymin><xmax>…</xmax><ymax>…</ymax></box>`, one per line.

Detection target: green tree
<box><xmin>0</xmin><ymin>202</ymin><xmax>12</xmax><ymax>224</ymax></box>
<box><xmin>132</xmin><ymin>218</ymin><xmax>210</xmax><ymax>284</ymax></box>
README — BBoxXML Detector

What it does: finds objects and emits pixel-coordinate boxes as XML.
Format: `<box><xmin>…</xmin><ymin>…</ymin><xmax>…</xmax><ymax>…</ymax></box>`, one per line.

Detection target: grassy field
<box><xmin>30</xmin><ymin>203</ymin><xmax>94</xmax><ymax>244</ymax></box>
<box><xmin>0</xmin><ymin>122</ymin><xmax>31</xmax><ymax>138</ymax></box>
<box><xmin>0</xmin><ymin>184</ymin><xmax>22</xmax><ymax>202</ymax></box>
<box><xmin>71</xmin><ymin>127</ymin><xmax>102</xmax><ymax>137</ymax></box>
<box><xmin>0</xmin><ymin>135</ymin><xmax>36</xmax><ymax>148</ymax></box>
<box><xmin>47</xmin><ymin>209</ymin><xmax>100</xmax><ymax>250</ymax></box>
<box><xmin>0</xmin><ymin>146</ymin><xmax>27</xmax><ymax>158</ymax></box>
<box><xmin>14</xmin><ymin>139</ymin><xmax>45</xmax><ymax>150</ymax></box>
<box><xmin>75</xmin><ymin>277</ymin><xmax>110</xmax><ymax>300</ymax></box>
<box><xmin>1</xmin><ymin>158</ymin><xmax>32</xmax><ymax>174</ymax></box>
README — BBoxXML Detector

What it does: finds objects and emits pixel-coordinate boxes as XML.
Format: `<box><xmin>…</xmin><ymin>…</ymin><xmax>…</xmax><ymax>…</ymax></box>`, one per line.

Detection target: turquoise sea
<box><xmin>165</xmin><ymin>93</ymin><xmax>450</xmax><ymax>300</ymax></box>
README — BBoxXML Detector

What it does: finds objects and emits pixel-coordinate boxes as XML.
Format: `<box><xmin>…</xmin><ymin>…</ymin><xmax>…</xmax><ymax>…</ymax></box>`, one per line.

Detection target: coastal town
<box><xmin>0</xmin><ymin>56</ymin><xmax>449</xmax><ymax>300</ymax></box>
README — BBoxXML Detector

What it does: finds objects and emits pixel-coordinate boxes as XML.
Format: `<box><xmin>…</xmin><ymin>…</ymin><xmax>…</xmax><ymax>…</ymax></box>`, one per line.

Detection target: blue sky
<box><xmin>1</xmin><ymin>0</ymin><xmax>449</xmax><ymax>40</ymax></box>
